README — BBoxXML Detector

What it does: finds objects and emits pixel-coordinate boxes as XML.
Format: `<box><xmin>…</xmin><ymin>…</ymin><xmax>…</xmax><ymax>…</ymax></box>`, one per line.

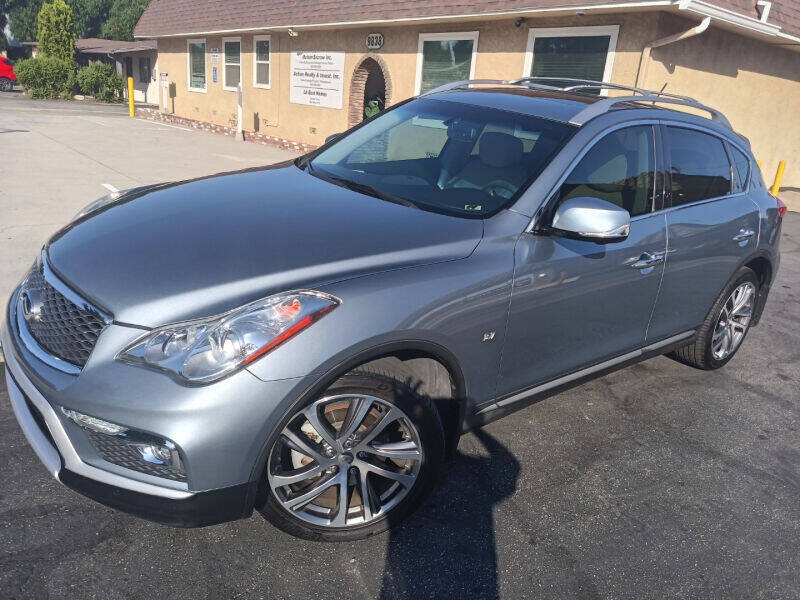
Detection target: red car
<box><xmin>0</xmin><ymin>57</ymin><xmax>17</xmax><ymax>91</ymax></box>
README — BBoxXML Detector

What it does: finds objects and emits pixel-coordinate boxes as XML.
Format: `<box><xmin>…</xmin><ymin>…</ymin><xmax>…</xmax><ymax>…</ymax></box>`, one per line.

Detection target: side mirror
<box><xmin>325</xmin><ymin>132</ymin><xmax>343</xmax><ymax>145</ymax></box>
<box><xmin>550</xmin><ymin>196</ymin><xmax>631</xmax><ymax>241</ymax></box>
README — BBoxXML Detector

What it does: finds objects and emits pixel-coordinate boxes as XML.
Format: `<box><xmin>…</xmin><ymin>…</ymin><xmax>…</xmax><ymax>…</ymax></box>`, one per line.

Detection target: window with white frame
<box><xmin>523</xmin><ymin>26</ymin><xmax>619</xmax><ymax>94</ymax></box>
<box><xmin>415</xmin><ymin>32</ymin><xmax>479</xmax><ymax>95</ymax></box>
<box><xmin>187</xmin><ymin>39</ymin><xmax>206</xmax><ymax>92</ymax></box>
<box><xmin>223</xmin><ymin>37</ymin><xmax>241</xmax><ymax>91</ymax></box>
<box><xmin>253</xmin><ymin>35</ymin><xmax>271</xmax><ymax>88</ymax></box>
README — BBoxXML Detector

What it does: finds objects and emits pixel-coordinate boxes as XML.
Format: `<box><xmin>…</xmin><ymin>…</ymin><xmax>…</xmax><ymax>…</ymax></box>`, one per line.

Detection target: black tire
<box><xmin>669</xmin><ymin>266</ymin><xmax>759</xmax><ymax>370</ymax></box>
<box><xmin>0</xmin><ymin>78</ymin><xmax>12</xmax><ymax>92</ymax></box>
<box><xmin>259</xmin><ymin>368</ymin><xmax>445</xmax><ymax>542</ymax></box>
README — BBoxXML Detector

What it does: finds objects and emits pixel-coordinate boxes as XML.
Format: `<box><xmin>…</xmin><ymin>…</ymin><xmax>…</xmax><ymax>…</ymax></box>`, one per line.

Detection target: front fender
<box><xmin>245</xmin><ymin>245</ymin><xmax>515</xmax><ymax>409</ymax></box>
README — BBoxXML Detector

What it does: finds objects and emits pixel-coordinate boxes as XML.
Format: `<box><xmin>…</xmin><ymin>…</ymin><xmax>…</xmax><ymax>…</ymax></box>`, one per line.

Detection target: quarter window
<box><xmin>730</xmin><ymin>145</ymin><xmax>751</xmax><ymax>193</ymax></box>
<box><xmin>223</xmin><ymin>38</ymin><xmax>241</xmax><ymax>90</ymax></box>
<box><xmin>188</xmin><ymin>39</ymin><xmax>206</xmax><ymax>91</ymax></box>
<box><xmin>556</xmin><ymin>125</ymin><xmax>655</xmax><ymax>217</ymax></box>
<box><xmin>416</xmin><ymin>32</ymin><xmax>478</xmax><ymax>94</ymax></box>
<box><xmin>254</xmin><ymin>35</ymin><xmax>271</xmax><ymax>88</ymax></box>
<box><xmin>667</xmin><ymin>127</ymin><xmax>731</xmax><ymax>206</ymax></box>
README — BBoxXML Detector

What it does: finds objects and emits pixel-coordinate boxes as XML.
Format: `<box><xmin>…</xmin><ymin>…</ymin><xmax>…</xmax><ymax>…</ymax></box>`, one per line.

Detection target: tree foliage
<box><xmin>101</xmin><ymin>0</ymin><xmax>148</xmax><ymax>41</ymax></box>
<box><xmin>69</xmin><ymin>0</ymin><xmax>112</xmax><ymax>38</ymax></box>
<box><xmin>38</xmin><ymin>0</ymin><xmax>76</xmax><ymax>63</ymax></box>
<box><xmin>8</xmin><ymin>0</ymin><xmax>44</xmax><ymax>42</ymax></box>
<box><xmin>5</xmin><ymin>0</ymin><xmax>148</xmax><ymax>43</ymax></box>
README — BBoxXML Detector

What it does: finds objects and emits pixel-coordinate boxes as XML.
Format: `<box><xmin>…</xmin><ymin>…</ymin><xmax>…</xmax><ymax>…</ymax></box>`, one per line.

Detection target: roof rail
<box><xmin>422</xmin><ymin>77</ymin><xmax>732</xmax><ymax>130</ymax></box>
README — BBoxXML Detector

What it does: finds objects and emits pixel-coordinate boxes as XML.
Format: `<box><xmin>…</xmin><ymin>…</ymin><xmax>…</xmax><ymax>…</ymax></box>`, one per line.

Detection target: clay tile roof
<box><xmin>76</xmin><ymin>38</ymin><xmax>157</xmax><ymax>54</ymax></box>
<box><xmin>133</xmin><ymin>0</ymin><xmax>800</xmax><ymax>41</ymax></box>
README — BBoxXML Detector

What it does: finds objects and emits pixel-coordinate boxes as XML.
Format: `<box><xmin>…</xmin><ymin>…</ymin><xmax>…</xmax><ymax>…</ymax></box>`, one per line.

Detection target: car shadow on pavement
<box><xmin>378</xmin><ymin>428</ymin><xmax>520</xmax><ymax>599</ymax></box>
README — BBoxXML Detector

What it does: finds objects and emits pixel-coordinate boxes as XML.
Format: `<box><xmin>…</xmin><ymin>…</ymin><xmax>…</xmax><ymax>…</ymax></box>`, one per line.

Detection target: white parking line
<box><xmin>135</xmin><ymin>119</ymin><xmax>195</xmax><ymax>133</ymax></box>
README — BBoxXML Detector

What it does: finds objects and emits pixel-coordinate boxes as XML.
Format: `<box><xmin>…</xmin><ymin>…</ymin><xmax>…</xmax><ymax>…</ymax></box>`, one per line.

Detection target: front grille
<box><xmin>85</xmin><ymin>430</ymin><xmax>187</xmax><ymax>482</ymax></box>
<box><xmin>21</xmin><ymin>265</ymin><xmax>107</xmax><ymax>368</ymax></box>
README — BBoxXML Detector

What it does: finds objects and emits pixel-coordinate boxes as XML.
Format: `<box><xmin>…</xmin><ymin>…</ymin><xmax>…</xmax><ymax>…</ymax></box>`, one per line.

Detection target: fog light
<box><xmin>61</xmin><ymin>407</ymin><xmax>128</xmax><ymax>436</ymax></box>
<box><xmin>134</xmin><ymin>441</ymin><xmax>182</xmax><ymax>470</ymax></box>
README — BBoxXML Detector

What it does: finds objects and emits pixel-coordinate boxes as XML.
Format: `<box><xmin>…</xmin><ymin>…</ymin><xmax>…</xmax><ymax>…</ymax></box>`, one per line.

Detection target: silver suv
<box><xmin>3</xmin><ymin>78</ymin><xmax>785</xmax><ymax>541</ymax></box>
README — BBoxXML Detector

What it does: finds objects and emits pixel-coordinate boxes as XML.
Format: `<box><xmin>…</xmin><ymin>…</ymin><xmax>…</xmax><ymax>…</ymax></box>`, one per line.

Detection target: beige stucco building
<box><xmin>135</xmin><ymin>0</ymin><xmax>800</xmax><ymax>186</ymax></box>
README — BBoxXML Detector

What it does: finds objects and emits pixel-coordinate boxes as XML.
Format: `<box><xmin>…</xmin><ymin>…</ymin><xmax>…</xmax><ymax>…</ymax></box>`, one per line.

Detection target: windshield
<box><xmin>308</xmin><ymin>98</ymin><xmax>574</xmax><ymax>218</ymax></box>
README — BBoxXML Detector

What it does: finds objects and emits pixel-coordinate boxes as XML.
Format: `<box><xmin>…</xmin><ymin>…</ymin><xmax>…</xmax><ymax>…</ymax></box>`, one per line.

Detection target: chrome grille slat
<box><xmin>21</xmin><ymin>264</ymin><xmax>107</xmax><ymax>368</ymax></box>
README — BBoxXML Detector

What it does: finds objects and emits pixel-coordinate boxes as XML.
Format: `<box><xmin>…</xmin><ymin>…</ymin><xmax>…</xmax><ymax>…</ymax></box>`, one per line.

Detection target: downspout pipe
<box><xmin>635</xmin><ymin>16</ymin><xmax>711</xmax><ymax>88</ymax></box>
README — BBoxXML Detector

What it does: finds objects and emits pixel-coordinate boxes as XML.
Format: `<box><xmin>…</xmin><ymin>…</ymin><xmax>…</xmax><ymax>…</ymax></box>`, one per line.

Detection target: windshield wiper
<box><xmin>308</xmin><ymin>167</ymin><xmax>420</xmax><ymax>210</ymax></box>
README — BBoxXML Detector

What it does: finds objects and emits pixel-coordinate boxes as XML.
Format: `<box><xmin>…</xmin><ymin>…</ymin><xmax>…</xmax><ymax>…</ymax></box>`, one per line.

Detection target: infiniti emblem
<box><xmin>20</xmin><ymin>288</ymin><xmax>45</xmax><ymax>323</ymax></box>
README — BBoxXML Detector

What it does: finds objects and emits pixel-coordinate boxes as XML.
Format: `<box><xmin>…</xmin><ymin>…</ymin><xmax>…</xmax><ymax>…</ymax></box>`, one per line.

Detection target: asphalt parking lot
<box><xmin>1</xmin><ymin>94</ymin><xmax>799</xmax><ymax>599</ymax></box>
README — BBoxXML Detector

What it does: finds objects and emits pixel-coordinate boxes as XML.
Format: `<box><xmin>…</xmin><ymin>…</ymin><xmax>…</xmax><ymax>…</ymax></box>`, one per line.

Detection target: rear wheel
<box><xmin>260</xmin><ymin>371</ymin><xmax>444</xmax><ymax>541</ymax></box>
<box><xmin>0</xmin><ymin>78</ymin><xmax>13</xmax><ymax>92</ymax></box>
<box><xmin>670</xmin><ymin>267</ymin><xmax>758</xmax><ymax>370</ymax></box>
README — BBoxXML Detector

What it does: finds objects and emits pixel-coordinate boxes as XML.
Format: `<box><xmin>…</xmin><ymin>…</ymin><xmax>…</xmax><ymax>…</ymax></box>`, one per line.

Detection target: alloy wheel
<box><xmin>711</xmin><ymin>281</ymin><xmax>755</xmax><ymax>360</ymax></box>
<box><xmin>267</xmin><ymin>394</ymin><xmax>423</xmax><ymax>528</ymax></box>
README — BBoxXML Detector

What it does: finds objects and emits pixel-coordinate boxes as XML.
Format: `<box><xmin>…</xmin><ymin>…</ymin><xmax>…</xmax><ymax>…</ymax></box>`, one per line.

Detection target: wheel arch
<box><xmin>248</xmin><ymin>339</ymin><xmax>468</xmax><ymax>493</ymax></box>
<box><xmin>741</xmin><ymin>251</ymin><xmax>774</xmax><ymax>325</ymax></box>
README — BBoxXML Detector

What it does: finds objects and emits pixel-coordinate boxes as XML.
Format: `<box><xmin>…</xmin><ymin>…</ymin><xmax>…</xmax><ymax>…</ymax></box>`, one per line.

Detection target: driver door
<box><xmin>496</xmin><ymin>124</ymin><xmax>668</xmax><ymax>398</ymax></box>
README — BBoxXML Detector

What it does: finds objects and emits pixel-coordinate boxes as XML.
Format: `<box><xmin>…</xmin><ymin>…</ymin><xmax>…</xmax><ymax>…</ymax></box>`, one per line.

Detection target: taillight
<box><xmin>776</xmin><ymin>196</ymin><xmax>787</xmax><ymax>218</ymax></box>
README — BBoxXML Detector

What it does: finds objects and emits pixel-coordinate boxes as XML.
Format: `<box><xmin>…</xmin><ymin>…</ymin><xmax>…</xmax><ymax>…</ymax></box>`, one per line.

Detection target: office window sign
<box><xmin>290</xmin><ymin>51</ymin><xmax>345</xmax><ymax>109</ymax></box>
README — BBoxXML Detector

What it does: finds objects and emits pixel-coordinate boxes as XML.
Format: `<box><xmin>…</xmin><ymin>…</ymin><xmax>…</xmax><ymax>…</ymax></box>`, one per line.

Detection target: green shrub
<box><xmin>38</xmin><ymin>0</ymin><xmax>76</xmax><ymax>63</ymax></box>
<box><xmin>76</xmin><ymin>61</ymin><xmax>122</xmax><ymax>102</ymax></box>
<box><xmin>14</xmin><ymin>56</ymin><xmax>74</xmax><ymax>98</ymax></box>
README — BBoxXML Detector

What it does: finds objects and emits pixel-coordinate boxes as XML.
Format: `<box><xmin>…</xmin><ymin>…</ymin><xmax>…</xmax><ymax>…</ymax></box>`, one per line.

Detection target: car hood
<box><xmin>47</xmin><ymin>165</ymin><xmax>483</xmax><ymax>327</ymax></box>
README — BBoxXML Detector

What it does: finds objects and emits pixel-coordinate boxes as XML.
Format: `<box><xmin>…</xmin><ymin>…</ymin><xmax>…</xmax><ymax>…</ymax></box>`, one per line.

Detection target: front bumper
<box><xmin>2</xmin><ymin>300</ymin><xmax>304</xmax><ymax>527</ymax></box>
<box><xmin>3</xmin><ymin>332</ymin><xmax>257</xmax><ymax>526</ymax></box>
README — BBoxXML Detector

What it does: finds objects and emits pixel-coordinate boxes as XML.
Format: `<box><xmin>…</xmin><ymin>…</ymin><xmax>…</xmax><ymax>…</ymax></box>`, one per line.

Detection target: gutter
<box><xmin>677</xmin><ymin>0</ymin><xmax>781</xmax><ymax>36</ymax></box>
<box><xmin>635</xmin><ymin>16</ymin><xmax>710</xmax><ymax>88</ymax></box>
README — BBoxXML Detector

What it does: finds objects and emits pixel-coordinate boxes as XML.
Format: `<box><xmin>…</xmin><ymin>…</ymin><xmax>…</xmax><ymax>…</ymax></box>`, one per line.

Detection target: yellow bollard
<box><xmin>127</xmin><ymin>76</ymin><xmax>135</xmax><ymax>117</ymax></box>
<box><xmin>770</xmin><ymin>160</ymin><xmax>786</xmax><ymax>196</ymax></box>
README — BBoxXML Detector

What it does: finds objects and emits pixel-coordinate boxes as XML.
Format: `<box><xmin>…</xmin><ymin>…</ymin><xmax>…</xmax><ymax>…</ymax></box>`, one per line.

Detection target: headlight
<box><xmin>117</xmin><ymin>291</ymin><xmax>339</xmax><ymax>384</ymax></box>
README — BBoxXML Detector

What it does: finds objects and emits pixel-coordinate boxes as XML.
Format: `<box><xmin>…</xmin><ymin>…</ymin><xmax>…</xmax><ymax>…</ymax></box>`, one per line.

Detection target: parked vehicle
<box><xmin>0</xmin><ymin>57</ymin><xmax>16</xmax><ymax>91</ymax></box>
<box><xmin>3</xmin><ymin>78</ymin><xmax>785</xmax><ymax>541</ymax></box>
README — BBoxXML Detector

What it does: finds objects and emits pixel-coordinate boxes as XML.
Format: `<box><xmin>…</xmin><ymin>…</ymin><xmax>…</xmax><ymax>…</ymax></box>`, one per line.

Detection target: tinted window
<box><xmin>667</xmin><ymin>127</ymin><xmax>731</xmax><ymax>205</ymax></box>
<box><xmin>419</xmin><ymin>38</ymin><xmax>476</xmax><ymax>94</ymax></box>
<box><xmin>730</xmin><ymin>145</ymin><xmax>751</xmax><ymax>193</ymax></box>
<box><xmin>310</xmin><ymin>98</ymin><xmax>574</xmax><ymax>218</ymax></box>
<box><xmin>530</xmin><ymin>34</ymin><xmax>612</xmax><ymax>95</ymax></box>
<box><xmin>556</xmin><ymin>125</ymin><xmax>655</xmax><ymax>217</ymax></box>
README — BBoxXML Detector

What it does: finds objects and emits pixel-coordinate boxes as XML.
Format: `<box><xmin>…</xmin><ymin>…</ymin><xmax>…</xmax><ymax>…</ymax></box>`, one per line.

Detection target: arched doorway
<box><xmin>348</xmin><ymin>55</ymin><xmax>392</xmax><ymax>128</ymax></box>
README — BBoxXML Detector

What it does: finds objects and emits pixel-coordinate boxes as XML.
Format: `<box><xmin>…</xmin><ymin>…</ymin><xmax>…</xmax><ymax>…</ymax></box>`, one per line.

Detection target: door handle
<box><xmin>630</xmin><ymin>252</ymin><xmax>665</xmax><ymax>270</ymax></box>
<box><xmin>733</xmin><ymin>229</ymin><xmax>755</xmax><ymax>243</ymax></box>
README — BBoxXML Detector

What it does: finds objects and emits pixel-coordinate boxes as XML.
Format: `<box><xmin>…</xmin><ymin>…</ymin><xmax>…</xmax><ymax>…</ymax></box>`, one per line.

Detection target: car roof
<box><xmin>426</xmin><ymin>87</ymin><xmax>739</xmax><ymax>140</ymax></box>
<box><xmin>427</xmin><ymin>87</ymin><xmax>598</xmax><ymax>125</ymax></box>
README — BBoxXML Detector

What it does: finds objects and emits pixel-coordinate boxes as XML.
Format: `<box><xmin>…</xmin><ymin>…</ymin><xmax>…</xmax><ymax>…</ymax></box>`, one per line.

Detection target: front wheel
<box><xmin>670</xmin><ymin>266</ymin><xmax>758</xmax><ymax>370</ymax></box>
<box><xmin>0</xmin><ymin>78</ymin><xmax>13</xmax><ymax>92</ymax></box>
<box><xmin>260</xmin><ymin>371</ymin><xmax>444</xmax><ymax>541</ymax></box>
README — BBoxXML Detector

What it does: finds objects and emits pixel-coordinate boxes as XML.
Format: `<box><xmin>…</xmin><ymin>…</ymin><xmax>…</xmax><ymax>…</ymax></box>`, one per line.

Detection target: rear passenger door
<box><xmin>646</xmin><ymin>125</ymin><xmax>760</xmax><ymax>342</ymax></box>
